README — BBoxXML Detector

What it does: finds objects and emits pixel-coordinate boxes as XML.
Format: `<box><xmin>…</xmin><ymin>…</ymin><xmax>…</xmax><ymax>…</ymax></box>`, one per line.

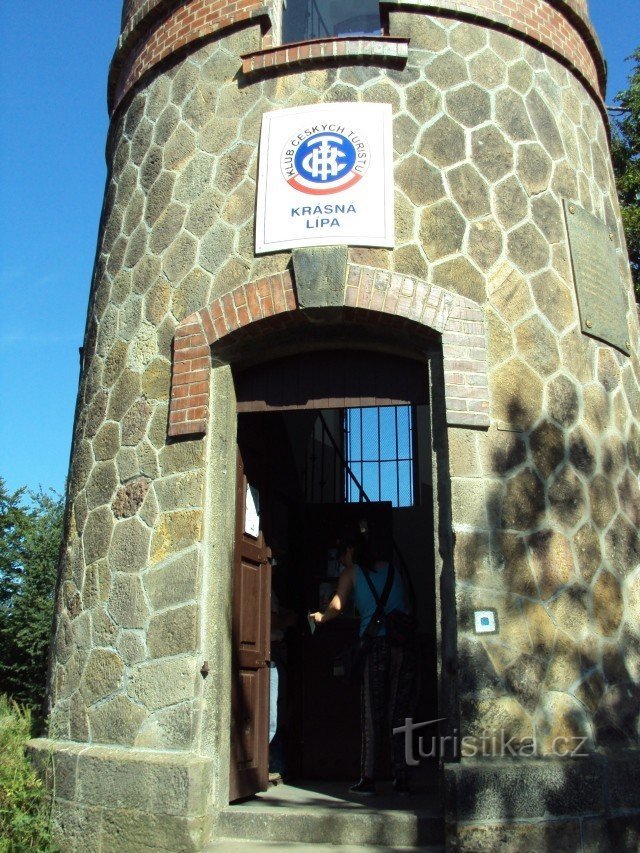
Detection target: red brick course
<box><xmin>122</xmin><ymin>0</ymin><xmax>591</xmax><ymax>29</ymax></box>
<box><xmin>167</xmin><ymin>265</ymin><xmax>490</xmax><ymax>438</ymax></box>
<box><xmin>383</xmin><ymin>0</ymin><xmax>605</xmax><ymax>99</ymax></box>
<box><xmin>241</xmin><ymin>36</ymin><xmax>409</xmax><ymax>75</ymax></box>
<box><xmin>122</xmin><ymin>0</ymin><xmax>167</xmax><ymax>27</ymax></box>
<box><xmin>111</xmin><ymin>0</ymin><xmax>605</xmax><ymax>117</ymax></box>
<box><xmin>110</xmin><ymin>0</ymin><xmax>273</xmax><ymax>113</ymax></box>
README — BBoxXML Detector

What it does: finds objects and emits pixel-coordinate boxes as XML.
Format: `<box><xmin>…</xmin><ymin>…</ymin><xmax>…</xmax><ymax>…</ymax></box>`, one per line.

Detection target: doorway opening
<box><xmin>228</xmin><ymin>350</ymin><xmax>440</xmax><ymax>803</ymax></box>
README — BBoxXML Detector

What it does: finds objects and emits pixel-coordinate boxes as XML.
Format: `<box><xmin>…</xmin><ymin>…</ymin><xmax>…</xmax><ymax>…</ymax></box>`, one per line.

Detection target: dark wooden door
<box><xmin>229</xmin><ymin>451</ymin><xmax>271</xmax><ymax>802</ymax></box>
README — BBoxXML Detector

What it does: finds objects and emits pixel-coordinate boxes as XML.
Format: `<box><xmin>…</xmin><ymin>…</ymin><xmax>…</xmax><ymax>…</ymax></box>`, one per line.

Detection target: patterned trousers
<box><xmin>361</xmin><ymin>636</ymin><xmax>417</xmax><ymax>780</ymax></box>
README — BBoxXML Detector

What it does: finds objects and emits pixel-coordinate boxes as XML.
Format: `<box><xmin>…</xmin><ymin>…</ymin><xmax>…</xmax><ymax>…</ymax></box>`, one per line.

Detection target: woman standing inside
<box><xmin>310</xmin><ymin>536</ymin><xmax>416</xmax><ymax>795</ymax></box>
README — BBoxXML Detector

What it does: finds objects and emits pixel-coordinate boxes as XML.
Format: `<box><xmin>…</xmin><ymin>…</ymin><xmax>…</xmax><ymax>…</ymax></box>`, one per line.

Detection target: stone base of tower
<box><xmin>28</xmin><ymin>739</ymin><xmax>214</xmax><ymax>852</ymax></box>
<box><xmin>444</xmin><ymin>752</ymin><xmax>640</xmax><ymax>851</ymax></box>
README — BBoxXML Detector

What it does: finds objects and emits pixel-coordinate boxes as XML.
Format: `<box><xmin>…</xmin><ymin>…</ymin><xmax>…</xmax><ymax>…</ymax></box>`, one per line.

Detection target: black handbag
<box><xmin>385</xmin><ymin>608</ymin><xmax>416</xmax><ymax>647</ymax></box>
<box><xmin>333</xmin><ymin>565</ymin><xmax>395</xmax><ymax>684</ymax></box>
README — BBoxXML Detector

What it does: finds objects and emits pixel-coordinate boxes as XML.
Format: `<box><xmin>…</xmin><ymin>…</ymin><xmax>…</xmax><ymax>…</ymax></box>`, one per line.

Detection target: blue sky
<box><xmin>0</xmin><ymin>1</ymin><xmax>638</xmax><ymax>496</ymax></box>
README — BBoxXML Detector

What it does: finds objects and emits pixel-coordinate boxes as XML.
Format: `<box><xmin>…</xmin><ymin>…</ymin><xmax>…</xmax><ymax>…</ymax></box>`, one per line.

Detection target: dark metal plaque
<box><xmin>564</xmin><ymin>200</ymin><xmax>630</xmax><ymax>355</ymax></box>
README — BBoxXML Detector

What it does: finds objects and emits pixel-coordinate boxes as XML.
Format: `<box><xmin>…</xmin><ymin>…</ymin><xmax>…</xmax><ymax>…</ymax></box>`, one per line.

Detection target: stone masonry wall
<box><xmin>40</xmin><ymin>7</ymin><xmax>640</xmax><ymax>849</ymax></box>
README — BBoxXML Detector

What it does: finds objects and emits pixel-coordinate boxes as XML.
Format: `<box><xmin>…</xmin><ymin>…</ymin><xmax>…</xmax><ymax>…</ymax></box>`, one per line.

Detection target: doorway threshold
<box><xmin>217</xmin><ymin>777</ymin><xmax>443</xmax><ymax>847</ymax></box>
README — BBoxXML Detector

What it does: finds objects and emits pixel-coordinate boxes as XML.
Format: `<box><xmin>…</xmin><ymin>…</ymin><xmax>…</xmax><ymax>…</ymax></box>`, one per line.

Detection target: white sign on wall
<box><xmin>244</xmin><ymin>484</ymin><xmax>260</xmax><ymax>538</ymax></box>
<box><xmin>255</xmin><ymin>102</ymin><xmax>394</xmax><ymax>254</ymax></box>
<box><xmin>474</xmin><ymin>609</ymin><xmax>498</xmax><ymax>635</ymax></box>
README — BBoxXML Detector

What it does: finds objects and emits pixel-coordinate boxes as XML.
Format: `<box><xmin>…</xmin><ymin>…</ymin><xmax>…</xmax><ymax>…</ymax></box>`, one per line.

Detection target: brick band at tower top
<box><xmin>109</xmin><ymin>0</ymin><xmax>606</xmax><ymax>115</ymax></box>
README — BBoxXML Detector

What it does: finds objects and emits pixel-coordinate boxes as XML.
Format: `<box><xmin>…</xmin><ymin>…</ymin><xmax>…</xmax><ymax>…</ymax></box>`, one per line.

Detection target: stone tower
<box><xmin>32</xmin><ymin>0</ymin><xmax>640</xmax><ymax>849</ymax></box>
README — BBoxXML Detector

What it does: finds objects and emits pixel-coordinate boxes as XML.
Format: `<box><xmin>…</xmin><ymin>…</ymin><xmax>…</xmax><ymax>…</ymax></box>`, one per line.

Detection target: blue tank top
<box><xmin>354</xmin><ymin>563</ymin><xmax>407</xmax><ymax>637</ymax></box>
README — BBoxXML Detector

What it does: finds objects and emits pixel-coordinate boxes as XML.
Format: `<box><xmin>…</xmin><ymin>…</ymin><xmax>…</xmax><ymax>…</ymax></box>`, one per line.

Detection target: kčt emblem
<box><xmin>281</xmin><ymin>125</ymin><xmax>370</xmax><ymax>195</ymax></box>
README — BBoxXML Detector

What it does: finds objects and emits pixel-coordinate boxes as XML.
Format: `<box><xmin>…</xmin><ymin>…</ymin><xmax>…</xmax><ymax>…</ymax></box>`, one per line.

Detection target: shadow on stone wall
<box><xmin>450</xmin><ymin>388</ymin><xmax>640</xmax><ymax>847</ymax></box>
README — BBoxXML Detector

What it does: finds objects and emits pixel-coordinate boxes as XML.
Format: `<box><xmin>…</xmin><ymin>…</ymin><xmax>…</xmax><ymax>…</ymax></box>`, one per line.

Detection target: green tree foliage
<box><xmin>611</xmin><ymin>48</ymin><xmax>640</xmax><ymax>300</ymax></box>
<box><xmin>0</xmin><ymin>696</ymin><xmax>55</xmax><ymax>851</ymax></box>
<box><xmin>0</xmin><ymin>479</ymin><xmax>64</xmax><ymax>713</ymax></box>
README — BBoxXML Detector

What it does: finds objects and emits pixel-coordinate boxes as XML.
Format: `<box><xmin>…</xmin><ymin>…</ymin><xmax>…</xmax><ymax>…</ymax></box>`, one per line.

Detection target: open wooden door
<box><xmin>229</xmin><ymin>450</ymin><xmax>271</xmax><ymax>802</ymax></box>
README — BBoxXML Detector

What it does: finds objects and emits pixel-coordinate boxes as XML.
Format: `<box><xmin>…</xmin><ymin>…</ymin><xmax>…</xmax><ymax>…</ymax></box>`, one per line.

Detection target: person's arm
<box><xmin>310</xmin><ymin>565</ymin><xmax>355</xmax><ymax>624</ymax></box>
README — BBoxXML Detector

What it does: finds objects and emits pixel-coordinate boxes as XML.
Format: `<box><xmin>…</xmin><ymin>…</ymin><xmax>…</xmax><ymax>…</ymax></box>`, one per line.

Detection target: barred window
<box><xmin>344</xmin><ymin>406</ymin><xmax>416</xmax><ymax>508</ymax></box>
<box><xmin>282</xmin><ymin>0</ymin><xmax>382</xmax><ymax>43</ymax></box>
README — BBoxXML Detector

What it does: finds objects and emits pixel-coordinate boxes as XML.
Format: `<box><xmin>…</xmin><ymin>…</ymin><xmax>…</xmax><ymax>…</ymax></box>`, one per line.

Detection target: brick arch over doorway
<box><xmin>167</xmin><ymin>263</ymin><xmax>490</xmax><ymax>438</ymax></box>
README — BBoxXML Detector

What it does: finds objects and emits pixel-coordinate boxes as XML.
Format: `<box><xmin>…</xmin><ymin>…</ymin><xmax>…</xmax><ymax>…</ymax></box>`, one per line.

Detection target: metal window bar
<box><xmin>305</xmin><ymin>0</ymin><xmax>330</xmax><ymax>39</ymax></box>
<box><xmin>306</xmin><ymin>406</ymin><xmax>416</xmax><ymax>508</ymax></box>
<box><xmin>378</xmin><ymin>407</ymin><xmax>383</xmax><ymax>505</ymax></box>
<box><xmin>344</xmin><ymin>406</ymin><xmax>414</xmax><ymax>507</ymax></box>
<box><xmin>359</xmin><ymin>408</ymin><xmax>364</xmax><ymax>501</ymax></box>
<box><xmin>394</xmin><ymin>406</ymin><xmax>400</xmax><ymax>507</ymax></box>
<box><xmin>317</xmin><ymin>410</ymin><xmax>418</xmax><ymax>612</ymax></box>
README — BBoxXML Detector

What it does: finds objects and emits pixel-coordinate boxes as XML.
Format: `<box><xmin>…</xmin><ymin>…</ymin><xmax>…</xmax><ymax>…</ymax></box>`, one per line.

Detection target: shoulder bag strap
<box><xmin>362</xmin><ymin>564</ymin><xmax>395</xmax><ymax>639</ymax></box>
